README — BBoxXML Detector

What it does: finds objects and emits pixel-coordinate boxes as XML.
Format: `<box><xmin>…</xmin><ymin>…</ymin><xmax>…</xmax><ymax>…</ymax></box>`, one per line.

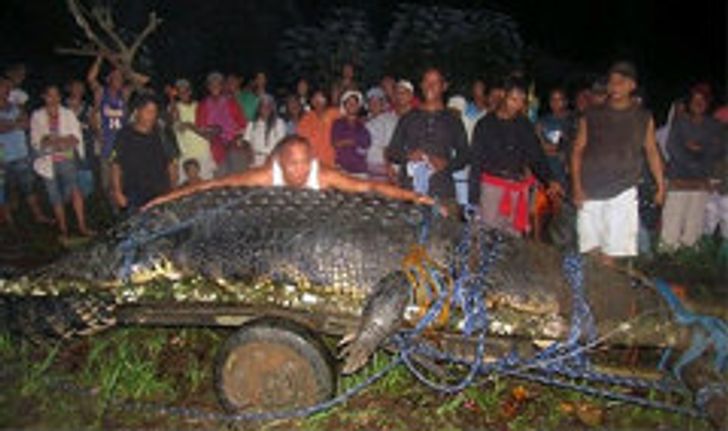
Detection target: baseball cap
<box><xmin>447</xmin><ymin>95</ymin><xmax>467</xmax><ymax>113</ymax></box>
<box><xmin>608</xmin><ymin>61</ymin><xmax>638</xmax><ymax>82</ymax></box>
<box><xmin>206</xmin><ymin>71</ymin><xmax>224</xmax><ymax>85</ymax></box>
<box><xmin>175</xmin><ymin>78</ymin><xmax>191</xmax><ymax>89</ymax></box>
<box><xmin>366</xmin><ymin>87</ymin><xmax>386</xmax><ymax>100</ymax></box>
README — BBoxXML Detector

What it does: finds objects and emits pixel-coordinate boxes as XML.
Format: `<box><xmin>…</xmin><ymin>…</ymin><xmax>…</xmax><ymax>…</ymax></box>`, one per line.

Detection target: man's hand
<box><xmin>334</xmin><ymin>139</ymin><xmax>354</xmax><ymax>148</ymax></box>
<box><xmin>428</xmin><ymin>155</ymin><xmax>448</xmax><ymax>172</ymax></box>
<box><xmin>543</xmin><ymin>142</ymin><xmax>559</xmax><ymax>156</ymax></box>
<box><xmin>114</xmin><ymin>191</ymin><xmax>128</xmax><ymax>208</ymax></box>
<box><xmin>59</xmin><ymin>136</ymin><xmax>78</xmax><ymax>150</ymax></box>
<box><xmin>546</xmin><ymin>181</ymin><xmax>564</xmax><ymax>200</ymax></box>
<box><xmin>385</xmin><ymin>163</ymin><xmax>398</xmax><ymax>184</ymax></box>
<box><xmin>572</xmin><ymin>186</ymin><xmax>586</xmax><ymax>209</ymax></box>
<box><xmin>202</xmin><ymin>125</ymin><xmax>222</xmax><ymax>138</ymax></box>
<box><xmin>41</xmin><ymin>135</ymin><xmax>57</xmax><ymax>150</ymax></box>
<box><xmin>408</xmin><ymin>149</ymin><xmax>426</xmax><ymax>162</ymax></box>
<box><xmin>685</xmin><ymin>139</ymin><xmax>702</xmax><ymax>152</ymax></box>
<box><xmin>414</xmin><ymin>194</ymin><xmax>435</xmax><ymax>206</ymax></box>
<box><xmin>654</xmin><ymin>186</ymin><xmax>666</xmax><ymax>207</ymax></box>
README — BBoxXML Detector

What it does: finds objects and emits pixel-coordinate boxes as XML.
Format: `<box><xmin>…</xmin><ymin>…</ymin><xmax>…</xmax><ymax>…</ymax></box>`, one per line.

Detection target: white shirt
<box><xmin>365</xmin><ymin>111</ymin><xmax>398</xmax><ymax>167</ymax></box>
<box><xmin>30</xmin><ymin>106</ymin><xmax>84</xmax><ymax>160</ymax></box>
<box><xmin>8</xmin><ymin>88</ymin><xmax>29</xmax><ymax>107</ymax></box>
<box><xmin>272</xmin><ymin>157</ymin><xmax>320</xmax><ymax>190</ymax></box>
<box><xmin>244</xmin><ymin>118</ymin><xmax>287</xmax><ymax>167</ymax></box>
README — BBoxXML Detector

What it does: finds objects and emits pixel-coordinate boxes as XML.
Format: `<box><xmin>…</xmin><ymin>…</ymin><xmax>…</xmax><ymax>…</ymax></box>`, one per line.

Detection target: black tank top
<box><xmin>582</xmin><ymin>104</ymin><xmax>650</xmax><ymax>199</ymax></box>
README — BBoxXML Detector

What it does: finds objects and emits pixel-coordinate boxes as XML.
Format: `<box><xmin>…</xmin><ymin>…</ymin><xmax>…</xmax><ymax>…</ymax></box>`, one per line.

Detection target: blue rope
<box><xmin>117</xmin><ymin>213</ymin><xmax>723</xmax><ymax>423</ymax></box>
<box><xmin>653</xmin><ymin>279</ymin><xmax>728</xmax><ymax>378</ymax></box>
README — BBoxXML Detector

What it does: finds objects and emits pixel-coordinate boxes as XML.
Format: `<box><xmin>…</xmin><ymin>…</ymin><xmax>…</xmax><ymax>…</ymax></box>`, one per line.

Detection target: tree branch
<box><xmin>65</xmin><ymin>0</ymin><xmax>115</xmax><ymax>56</ymax></box>
<box><xmin>90</xmin><ymin>4</ymin><xmax>130</xmax><ymax>56</ymax></box>
<box><xmin>129</xmin><ymin>12</ymin><xmax>162</xmax><ymax>60</ymax></box>
<box><xmin>62</xmin><ymin>0</ymin><xmax>161</xmax><ymax>83</ymax></box>
<box><xmin>56</xmin><ymin>47</ymin><xmax>102</xmax><ymax>57</ymax></box>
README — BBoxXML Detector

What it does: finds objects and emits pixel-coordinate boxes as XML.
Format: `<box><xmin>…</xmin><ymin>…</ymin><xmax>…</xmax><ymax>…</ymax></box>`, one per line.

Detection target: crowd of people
<box><xmin>0</xmin><ymin>58</ymin><xmax>726</xmax><ymax>263</ymax></box>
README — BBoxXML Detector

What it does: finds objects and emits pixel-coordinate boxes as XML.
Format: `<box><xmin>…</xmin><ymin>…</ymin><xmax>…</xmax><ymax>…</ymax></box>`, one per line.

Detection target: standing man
<box><xmin>465</xmin><ymin>79</ymin><xmax>488</xmax><ymax>132</ymax></box>
<box><xmin>4</xmin><ymin>63</ymin><xmax>29</xmax><ymax>108</ymax></box>
<box><xmin>365</xmin><ymin>87</ymin><xmax>398</xmax><ymax>181</ymax></box>
<box><xmin>393</xmin><ymin>80</ymin><xmax>416</xmax><ymax>117</ymax></box>
<box><xmin>661</xmin><ymin>84</ymin><xmax>725</xmax><ymax>249</ymax></box>
<box><xmin>387</xmin><ymin>68</ymin><xmax>469</xmax><ymax>202</ymax></box>
<box><xmin>571</xmin><ymin>62</ymin><xmax>665</xmax><ymax>263</ymax></box>
<box><xmin>111</xmin><ymin>95</ymin><xmax>175</xmax><ymax>212</ymax></box>
<box><xmin>87</xmin><ymin>56</ymin><xmax>149</xmax><ymax>209</ymax></box>
<box><xmin>0</xmin><ymin>78</ymin><xmax>50</xmax><ymax>224</ymax></box>
<box><xmin>30</xmin><ymin>85</ymin><xmax>93</xmax><ymax>240</ymax></box>
<box><xmin>469</xmin><ymin>80</ymin><xmax>562</xmax><ymax>235</ymax></box>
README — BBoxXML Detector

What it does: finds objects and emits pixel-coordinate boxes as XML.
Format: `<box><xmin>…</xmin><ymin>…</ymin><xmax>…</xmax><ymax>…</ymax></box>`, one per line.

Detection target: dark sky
<box><xmin>1</xmin><ymin>0</ymin><xmax>726</xmax><ymax>114</ymax></box>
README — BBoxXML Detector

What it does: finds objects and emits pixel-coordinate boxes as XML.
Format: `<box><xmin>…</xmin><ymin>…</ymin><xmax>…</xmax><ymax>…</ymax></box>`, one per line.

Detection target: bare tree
<box><xmin>56</xmin><ymin>0</ymin><xmax>162</xmax><ymax>83</ymax></box>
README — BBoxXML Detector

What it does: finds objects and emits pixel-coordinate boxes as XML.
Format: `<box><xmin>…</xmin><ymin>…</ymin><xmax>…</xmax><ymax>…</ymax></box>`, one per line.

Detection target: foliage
<box><xmin>276</xmin><ymin>4</ymin><xmax>523</xmax><ymax>90</ymax></box>
<box><xmin>382</xmin><ymin>4</ymin><xmax>523</xmax><ymax>88</ymax></box>
<box><xmin>277</xmin><ymin>7</ymin><xmax>378</xmax><ymax>89</ymax></box>
<box><xmin>637</xmin><ymin>237</ymin><xmax>726</xmax><ymax>288</ymax></box>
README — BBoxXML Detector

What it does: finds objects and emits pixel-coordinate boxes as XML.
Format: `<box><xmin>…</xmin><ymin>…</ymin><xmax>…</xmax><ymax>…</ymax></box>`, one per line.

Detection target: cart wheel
<box><xmin>214</xmin><ymin>318</ymin><xmax>337</xmax><ymax>414</ymax></box>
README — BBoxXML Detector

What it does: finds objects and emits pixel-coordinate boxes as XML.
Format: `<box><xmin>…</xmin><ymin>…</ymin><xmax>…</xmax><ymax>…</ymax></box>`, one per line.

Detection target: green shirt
<box><xmin>238</xmin><ymin>91</ymin><xmax>259</xmax><ymax>121</ymax></box>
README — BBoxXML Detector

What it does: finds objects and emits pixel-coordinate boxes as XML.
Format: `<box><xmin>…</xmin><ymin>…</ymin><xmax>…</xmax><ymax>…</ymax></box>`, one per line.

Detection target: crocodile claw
<box><xmin>339</xmin><ymin>335</ymin><xmax>376</xmax><ymax>375</ymax></box>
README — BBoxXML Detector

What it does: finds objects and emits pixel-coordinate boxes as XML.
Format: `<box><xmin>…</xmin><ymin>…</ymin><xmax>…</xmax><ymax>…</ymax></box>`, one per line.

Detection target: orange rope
<box><xmin>402</xmin><ymin>244</ymin><xmax>454</xmax><ymax>327</ymax></box>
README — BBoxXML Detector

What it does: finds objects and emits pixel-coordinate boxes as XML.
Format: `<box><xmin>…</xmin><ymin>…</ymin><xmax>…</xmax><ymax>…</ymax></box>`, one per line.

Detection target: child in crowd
<box><xmin>180</xmin><ymin>158</ymin><xmax>203</xmax><ymax>188</ymax></box>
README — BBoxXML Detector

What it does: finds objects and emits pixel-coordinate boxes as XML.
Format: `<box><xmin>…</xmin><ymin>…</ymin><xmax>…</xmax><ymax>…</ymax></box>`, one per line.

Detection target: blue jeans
<box><xmin>4</xmin><ymin>158</ymin><xmax>36</xmax><ymax>196</ymax></box>
<box><xmin>44</xmin><ymin>160</ymin><xmax>79</xmax><ymax>205</ymax></box>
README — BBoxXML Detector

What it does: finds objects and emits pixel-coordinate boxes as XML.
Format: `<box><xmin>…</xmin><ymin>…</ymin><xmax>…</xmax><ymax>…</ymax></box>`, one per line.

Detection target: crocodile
<box><xmin>0</xmin><ymin>186</ymin><xmax>726</xmax><ymax>420</ymax></box>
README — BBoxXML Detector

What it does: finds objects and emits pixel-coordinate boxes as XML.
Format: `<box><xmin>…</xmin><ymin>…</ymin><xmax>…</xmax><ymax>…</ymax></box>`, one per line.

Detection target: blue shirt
<box><xmin>0</xmin><ymin>105</ymin><xmax>29</xmax><ymax>162</ymax></box>
<box><xmin>100</xmin><ymin>88</ymin><xmax>127</xmax><ymax>159</ymax></box>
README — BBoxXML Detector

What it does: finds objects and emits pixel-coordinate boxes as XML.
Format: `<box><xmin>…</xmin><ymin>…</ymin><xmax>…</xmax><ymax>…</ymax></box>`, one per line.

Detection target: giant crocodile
<box><xmin>0</xmin><ymin>187</ymin><xmax>726</xmax><ymax>425</ymax></box>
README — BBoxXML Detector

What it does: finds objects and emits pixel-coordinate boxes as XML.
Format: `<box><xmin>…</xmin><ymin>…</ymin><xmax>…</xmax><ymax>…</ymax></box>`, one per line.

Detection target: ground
<box><xmin>0</xmin><ymin>328</ymin><xmax>715</xmax><ymax>431</ymax></box>
<box><xmin>0</xmin><ymin>195</ymin><xmax>725</xmax><ymax>430</ymax></box>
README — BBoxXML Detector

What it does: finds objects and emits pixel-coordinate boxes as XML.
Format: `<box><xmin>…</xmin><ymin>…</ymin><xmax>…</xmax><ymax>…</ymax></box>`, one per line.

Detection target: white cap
<box><xmin>340</xmin><ymin>90</ymin><xmax>364</xmax><ymax>112</ymax></box>
<box><xmin>447</xmin><ymin>95</ymin><xmax>467</xmax><ymax>113</ymax></box>
<box><xmin>396</xmin><ymin>79</ymin><xmax>414</xmax><ymax>93</ymax></box>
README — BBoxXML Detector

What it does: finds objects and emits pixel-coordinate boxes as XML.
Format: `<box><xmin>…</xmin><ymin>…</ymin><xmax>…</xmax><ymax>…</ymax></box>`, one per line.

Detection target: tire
<box><xmin>213</xmin><ymin>317</ymin><xmax>337</xmax><ymax>414</ymax></box>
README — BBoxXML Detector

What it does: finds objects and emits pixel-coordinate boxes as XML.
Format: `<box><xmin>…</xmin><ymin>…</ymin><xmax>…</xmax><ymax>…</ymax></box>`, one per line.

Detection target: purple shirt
<box><xmin>331</xmin><ymin>118</ymin><xmax>371</xmax><ymax>174</ymax></box>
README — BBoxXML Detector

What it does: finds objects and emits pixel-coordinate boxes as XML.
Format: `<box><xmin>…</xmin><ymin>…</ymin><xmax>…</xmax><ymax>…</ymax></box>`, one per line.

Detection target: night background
<box><xmin>1</xmin><ymin>0</ymin><xmax>726</xmax><ymax>119</ymax></box>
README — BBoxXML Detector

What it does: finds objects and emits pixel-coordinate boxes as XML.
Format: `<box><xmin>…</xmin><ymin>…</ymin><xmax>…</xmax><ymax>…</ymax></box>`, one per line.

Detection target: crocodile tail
<box><xmin>1</xmin><ymin>294</ymin><xmax>117</xmax><ymax>341</ymax></box>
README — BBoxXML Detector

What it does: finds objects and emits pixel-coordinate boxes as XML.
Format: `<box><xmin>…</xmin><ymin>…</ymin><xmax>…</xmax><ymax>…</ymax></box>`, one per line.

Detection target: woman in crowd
<box><xmin>244</xmin><ymin>94</ymin><xmax>287</xmax><ymax>167</ymax></box>
<box><xmin>170</xmin><ymin>78</ymin><xmax>216</xmax><ymax>183</ymax></box>
<box><xmin>331</xmin><ymin>90</ymin><xmax>370</xmax><ymax>177</ymax></box>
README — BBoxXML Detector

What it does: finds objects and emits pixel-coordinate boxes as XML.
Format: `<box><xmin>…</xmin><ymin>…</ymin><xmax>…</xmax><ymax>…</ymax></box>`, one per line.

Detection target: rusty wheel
<box><xmin>214</xmin><ymin>318</ymin><xmax>336</xmax><ymax>414</ymax></box>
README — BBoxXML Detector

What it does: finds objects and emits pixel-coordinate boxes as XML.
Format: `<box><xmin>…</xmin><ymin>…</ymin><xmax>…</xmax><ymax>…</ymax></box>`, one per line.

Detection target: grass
<box><xmin>0</xmin><ymin>325</ymin><xmax>719</xmax><ymax>430</ymax></box>
<box><xmin>637</xmin><ymin>236</ymin><xmax>727</xmax><ymax>288</ymax></box>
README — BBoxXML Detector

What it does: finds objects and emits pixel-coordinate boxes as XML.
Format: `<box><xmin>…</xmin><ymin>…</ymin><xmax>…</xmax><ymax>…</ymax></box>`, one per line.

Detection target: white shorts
<box><xmin>577</xmin><ymin>187</ymin><xmax>638</xmax><ymax>257</ymax></box>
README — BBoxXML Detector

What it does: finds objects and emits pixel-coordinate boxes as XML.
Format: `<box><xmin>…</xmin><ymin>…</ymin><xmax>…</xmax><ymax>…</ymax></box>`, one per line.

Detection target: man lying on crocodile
<box><xmin>145</xmin><ymin>134</ymin><xmax>435</xmax><ymax>209</ymax></box>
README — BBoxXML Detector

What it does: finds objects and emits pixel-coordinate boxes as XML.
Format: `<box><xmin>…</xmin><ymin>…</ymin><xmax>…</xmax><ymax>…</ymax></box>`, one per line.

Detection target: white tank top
<box><xmin>272</xmin><ymin>158</ymin><xmax>320</xmax><ymax>190</ymax></box>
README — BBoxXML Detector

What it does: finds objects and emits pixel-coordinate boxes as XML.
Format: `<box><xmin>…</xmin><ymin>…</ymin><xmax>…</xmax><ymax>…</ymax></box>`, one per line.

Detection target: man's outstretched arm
<box><xmin>142</xmin><ymin>166</ymin><xmax>271</xmax><ymax>210</ymax></box>
<box><xmin>320</xmin><ymin>167</ymin><xmax>433</xmax><ymax>205</ymax></box>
